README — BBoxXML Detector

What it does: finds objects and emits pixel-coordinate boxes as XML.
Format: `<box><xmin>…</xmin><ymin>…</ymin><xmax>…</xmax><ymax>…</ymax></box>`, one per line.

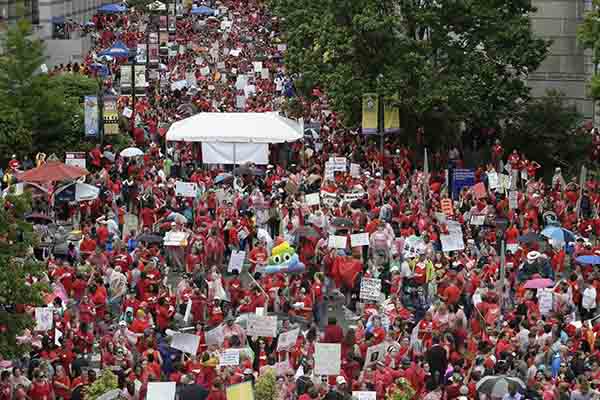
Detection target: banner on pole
<box><xmin>383</xmin><ymin>96</ymin><xmax>400</xmax><ymax>133</ymax></box>
<box><xmin>84</xmin><ymin>96</ymin><xmax>99</xmax><ymax>137</ymax></box>
<box><xmin>362</xmin><ymin>93</ymin><xmax>378</xmax><ymax>134</ymax></box>
<box><xmin>102</xmin><ymin>96</ymin><xmax>119</xmax><ymax>135</ymax></box>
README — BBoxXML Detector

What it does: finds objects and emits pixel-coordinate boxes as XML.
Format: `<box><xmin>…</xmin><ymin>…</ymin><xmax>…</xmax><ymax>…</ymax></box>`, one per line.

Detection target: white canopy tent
<box><xmin>165</xmin><ymin>112</ymin><xmax>303</xmax><ymax>165</ymax></box>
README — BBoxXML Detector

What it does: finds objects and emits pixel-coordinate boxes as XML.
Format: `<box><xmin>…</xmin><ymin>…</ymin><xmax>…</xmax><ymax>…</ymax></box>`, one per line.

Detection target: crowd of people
<box><xmin>5</xmin><ymin>1</ymin><xmax>600</xmax><ymax>400</ymax></box>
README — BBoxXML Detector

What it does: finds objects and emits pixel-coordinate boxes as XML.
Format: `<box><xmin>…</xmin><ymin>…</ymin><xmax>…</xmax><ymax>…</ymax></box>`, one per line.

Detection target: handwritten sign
<box><xmin>360</xmin><ymin>278</ymin><xmax>382</xmax><ymax>301</ymax></box>
<box><xmin>328</xmin><ymin>235</ymin><xmax>347</xmax><ymax>249</ymax></box>
<box><xmin>170</xmin><ymin>332</ymin><xmax>200</xmax><ymax>354</ymax></box>
<box><xmin>314</xmin><ymin>343</ymin><xmax>341</xmax><ymax>376</ymax></box>
<box><xmin>440</xmin><ymin>221</ymin><xmax>465</xmax><ymax>252</ymax></box>
<box><xmin>304</xmin><ymin>193</ymin><xmax>320</xmax><ymax>206</ymax></box>
<box><xmin>228</xmin><ymin>250</ymin><xmax>245</xmax><ymax>273</ymax></box>
<box><xmin>276</xmin><ymin>328</ymin><xmax>300</xmax><ymax>351</ymax></box>
<box><xmin>175</xmin><ymin>181</ymin><xmax>197</xmax><ymax>197</ymax></box>
<box><xmin>219</xmin><ymin>349</ymin><xmax>240</xmax><ymax>367</ymax></box>
<box><xmin>35</xmin><ymin>307</ymin><xmax>53</xmax><ymax>331</ymax></box>
<box><xmin>246</xmin><ymin>315</ymin><xmax>277</xmax><ymax>337</ymax></box>
<box><xmin>351</xmin><ymin>233</ymin><xmax>370</xmax><ymax>247</ymax></box>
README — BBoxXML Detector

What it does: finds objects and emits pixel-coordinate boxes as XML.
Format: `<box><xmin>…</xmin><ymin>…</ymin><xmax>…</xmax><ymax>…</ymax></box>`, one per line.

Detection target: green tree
<box><xmin>577</xmin><ymin>0</ymin><xmax>600</xmax><ymax>99</ymax></box>
<box><xmin>0</xmin><ymin>194</ymin><xmax>46</xmax><ymax>359</ymax></box>
<box><xmin>271</xmin><ymin>0</ymin><xmax>550</xmax><ymax>143</ymax></box>
<box><xmin>0</xmin><ymin>19</ymin><xmax>100</xmax><ymax>159</ymax></box>
<box><xmin>255</xmin><ymin>370</ymin><xmax>279</xmax><ymax>400</ymax></box>
<box><xmin>503</xmin><ymin>90</ymin><xmax>587</xmax><ymax>178</ymax></box>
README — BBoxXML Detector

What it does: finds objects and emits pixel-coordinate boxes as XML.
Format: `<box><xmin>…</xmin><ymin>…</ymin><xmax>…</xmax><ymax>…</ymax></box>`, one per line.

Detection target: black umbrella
<box><xmin>136</xmin><ymin>233</ymin><xmax>163</xmax><ymax>244</ymax></box>
<box><xmin>25</xmin><ymin>213</ymin><xmax>53</xmax><ymax>225</ymax></box>
<box><xmin>332</xmin><ymin>217</ymin><xmax>353</xmax><ymax>228</ymax></box>
<box><xmin>518</xmin><ymin>232</ymin><xmax>542</xmax><ymax>244</ymax></box>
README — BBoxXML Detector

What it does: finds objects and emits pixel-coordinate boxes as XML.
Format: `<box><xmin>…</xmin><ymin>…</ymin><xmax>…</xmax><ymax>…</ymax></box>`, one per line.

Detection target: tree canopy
<box><xmin>0</xmin><ymin>19</ymin><xmax>99</xmax><ymax>160</ymax></box>
<box><xmin>271</xmin><ymin>0</ymin><xmax>550</xmax><ymax>137</ymax></box>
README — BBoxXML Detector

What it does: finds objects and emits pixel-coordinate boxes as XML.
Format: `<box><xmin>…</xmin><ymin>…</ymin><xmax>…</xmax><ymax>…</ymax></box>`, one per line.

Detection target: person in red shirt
<box><xmin>28</xmin><ymin>370</ymin><xmax>53</xmax><ymax>400</ymax></box>
<box><xmin>90</xmin><ymin>283</ymin><xmax>108</xmax><ymax>320</ymax></box>
<box><xmin>156</xmin><ymin>297</ymin><xmax>175</xmax><ymax>333</ymax></box>
<box><xmin>247</xmin><ymin>240</ymin><xmax>268</xmax><ymax>273</ymax></box>
<box><xmin>53</xmin><ymin>365</ymin><xmax>71</xmax><ymax>400</ymax></box>
<box><xmin>323</xmin><ymin>317</ymin><xmax>344</xmax><ymax>343</ymax></box>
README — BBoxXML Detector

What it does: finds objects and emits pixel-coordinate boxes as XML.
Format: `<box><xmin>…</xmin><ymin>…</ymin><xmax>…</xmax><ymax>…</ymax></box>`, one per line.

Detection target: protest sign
<box><xmin>487</xmin><ymin>172</ymin><xmax>499</xmax><ymax>189</ymax></box>
<box><xmin>205</xmin><ymin>325</ymin><xmax>225</xmax><ymax>345</ymax></box>
<box><xmin>314</xmin><ymin>343</ymin><xmax>341</xmax><ymax>376</ymax></box>
<box><xmin>320</xmin><ymin>191</ymin><xmax>338</xmax><ymax>207</ymax></box>
<box><xmin>253</xmin><ymin>61</ymin><xmax>263</xmax><ymax>72</ymax></box>
<box><xmin>122</xmin><ymin>107</ymin><xmax>133</xmax><ymax>118</ymax></box>
<box><xmin>352</xmin><ymin>392</ymin><xmax>376</xmax><ymax>400</ymax></box>
<box><xmin>364</xmin><ymin>342</ymin><xmax>387</xmax><ymax>366</ymax></box>
<box><xmin>328</xmin><ymin>235</ymin><xmax>347</xmax><ymax>249</ymax></box>
<box><xmin>360</xmin><ymin>278</ymin><xmax>382</xmax><ymax>301</ymax></box>
<box><xmin>175</xmin><ymin>181</ymin><xmax>197</xmax><ymax>197</ymax></box>
<box><xmin>470</xmin><ymin>215</ymin><xmax>485</xmax><ymax>226</ymax></box>
<box><xmin>170</xmin><ymin>332</ymin><xmax>200</xmax><ymax>354</ymax></box>
<box><xmin>226</xmin><ymin>381</ymin><xmax>254</xmax><ymax>400</ymax></box>
<box><xmin>261</xmin><ymin>69</ymin><xmax>269</xmax><ymax>80</ymax></box>
<box><xmin>147</xmin><ymin>382</ymin><xmax>176</xmax><ymax>400</ymax></box>
<box><xmin>441</xmin><ymin>198</ymin><xmax>454</xmax><ymax>216</ymax></box>
<box><xmin>324</xmin><ymin>162</ymin><xmax>335</xmax><ymax>180</ymax></box>
<box><xmin>499</xmin><ymin>174</ymin><xmax>511</xmax><ymax>191</ymax></box>
<box><xmin>351</xmin><ymin>233</ymin><xmax>370</xmax><ymax>247</ymax></box>
<box><xmin>343</xmin><ymin>192</ymin><xmax>365</xmax><ymax>203</ymax></box>
<box><xmin>509</xmin><ymin>191</ymin><xmax>518</xmax><ymax>209</ymax></box>
<box><xmin>228</xmin><ymin>250</ymin><xmax>245</xmax><ymax>273</ymax></box>
<box><xmin>440</xmin><ymin>221</ymin><xmax>465</xmax><ymax>252</ymax></box>
<box><xmin>277</xmin><ymin>44</ymin><xmax>287</xmax><ymax>52</ymax></box>
<box><xmin>276</xmin><ymin>328</ymin><xmax>300</xmax><ymax>351</ymax></box>
<box><xmin>236</xmin><ymin>96</ymin><xmax>246</xmax><ymax>109</ymax></box>
<box><xmin>65</xmin><ymin>152</ymin><xmax>86</xmax><ymax>169</ymax></box>
<box><xmin>246</xmin><ymin>315</ymin><xmax>277</xmax><ymax>337</ymax></box>
<box><xmin>328</xmin><ymin>157</ymin><xmax>347</xmax><ymax>172</ymax></box>
<box><xmin>219</xmin><ymin>349</ymin><xmax>240</xmax><ymax>367</ymax></box>
<box><xmin>350</xmin><ymin>163</ymin><xmax>360</xmax><ymax>178</ymax></box>
<box><xmin>35</xmin><ymin>307</ymin><xmax>53</xmax><ymax>331</ymax></box>
<box><xmin>304</xmin><ymin>193</ymin><xmax>320</xmax><ymax>206</ymax></box>
<box><xmin>163</xmin><ymin>231</ymin><xmax>189</xmax><ymax>247</ymax></box>
<box><xmin>538</xmin><ymin>289</ymin><xmax>553</xmax><ymax>315</ymax></box>
<box><xmin>452</xmin><ymin>169</ymin><xmax>475</xmax><ymax>198</ymax></box>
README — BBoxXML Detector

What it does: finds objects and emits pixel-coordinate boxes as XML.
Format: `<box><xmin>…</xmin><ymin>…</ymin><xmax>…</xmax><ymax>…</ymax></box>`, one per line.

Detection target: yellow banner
<box><xmin>384</xmin><ymin>96</ymin><xmax>400</xmax><ymax>133</ymax></box>
<box><xmin>226</xmin><ymin>381</ymin><xmax>254</xmax><ymax>400</ymax></box>
<box><xmin>362</xmin><ymin>93</ymin><xmax>378</xmax><ymax>134</ymax></box>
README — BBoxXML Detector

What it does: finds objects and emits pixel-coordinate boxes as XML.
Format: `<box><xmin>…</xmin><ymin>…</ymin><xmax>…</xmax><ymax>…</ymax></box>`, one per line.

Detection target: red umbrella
<box><xmin>17</xmin><ymin>161</ymin><xmax>88</xmax><ymax>183</ymax></box>
<box><xmin>523</xmin><ymin>278</ymin><xmax>554</xmax><ymax>289</ymax></box>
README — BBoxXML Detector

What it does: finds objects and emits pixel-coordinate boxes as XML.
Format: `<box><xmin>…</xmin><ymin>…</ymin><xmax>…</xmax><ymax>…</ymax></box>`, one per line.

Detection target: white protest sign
<box><xmin>35</xmin><ymin>307</ymin><xmax>53</xmax><ymax>331</ymax></box>
<box><xmin>328</xmin><ymin>235</ymin><xmax>347</xmax><ymax>249</ymax></box>
<box><xmin>276</xmin><ymin>328</ymin><xmax>300</xmax><ymax>351</ymax></box>
<box><xmin>538</xmin><ymin>289</ymin><xmax>553</xmax><ymax>315</ymax></box>
<box><xmin>499</xmin><ymin>174</ymin><xmax>511</xmax><ymax>191</ymax></box>
<box><xmin>344</xmin><ymin>192</ymin><xmax>364</xmax><ymax>203</ymax></box>
<box><xmin>304</xmin><ymin>193</ymin><xmax>320</xmax><ymax>206</ymax></box>
<box><xmin>195</xmin><ymin>57</ymin><xmax>204</xmax><ymax>65</ymax></box>
<box><xmin>507</xmin><ymin>243</ymin><xmax>519</xmax><ymax>253</ymax></box>
<box><xmin>200</xmin><ymin>66</ymin><xmax>210</xmax><ymax>76</ymax></box>
<box><xmin>236</xmin><ymin>95</ymin><xmax>246</xmax><ymax>109</ymax></box>
<box><xmin>219</xmin><ymin>349</ymin><xmax>240</xmax><ymax>367</ymax></box>
<box><xmin>163</xmin><ymin>231</ymin><xmax>189</xmax><ymax>247</ymax></box>
<box><xmin>54</xmin><ymin>329</ymin><xmax>63</xmax><ymax>346</ymax></box>
<box><xmin>364</xmin><ymin>343</ymin><xmax>387</xmax><ymax>366</ymax></box>
<box><xmin>175</xmin><ymin>181</ymin><xmax>197</xmax><ymax>197</ymax></box>
<box><xmin>246</xmin><ymin>315</ymin><xmax>278</xmax><ymax>337</ymax></box>
<box><xmin>440</xmin><ymin>221</ymin><xmax>465</xmax><ymax>252</ymax></box>
<box><xmin>328</xmin><ymin>157</ymin><xmax>347</xmax><ymax>172</ymax></box>
<box><xmin>253</xmin><ymin>61</ymin><xmax>263</xmax><ymax>72</ymax></box>
<box><xmin>324</xmin><ymin>162</ymin><xmax>335</xmax><ymax>180</ymax></box>
<box><xmin>470</xmin><ymin>215</ymin><xmax>485</xmax><ymax>226</ymax></box>
<box><xmin>320</xmin><ymin>191</ymin><xmax>338</xmax><ymax>207</ymax></box>
<box><xmin>350</xmin><ymin>163</ymin><xmax>360</xmax><ymax>178</ymax></box>
<box><xmin>205</xmin><ymin>325</ymin><xmax>225</xmax><ymax>346</ymax></box>
<box><xmin>314</xmin><ymin>343</ymin><xmax>341</xmax><ymax>376</ymax></box>
<box><xmin>122</xmin><ymin>107</ymin><xmax>133</xmax><ymax>118</ymax></box>
<box><xmin>260</xmin><ymin>69</ymin><xmax>269</xmax><ymax>80</ymax></box>
<box><xmin>147</xmin><ymin>382</ymin><xmax>176</xmax><ymax>400</ymax></box>
<box><xmin>351</xmin><ymin>233</ymin><xmax>369</xmax><ymax>247</ymax></box>
<box><xmin>228</xmin><ymin>250</ymin><xmax>245</xmax><ymax>273</ymax></box>
<box><xmin>353</xmin><ymin>392</ymin><xmax>376</xmax><ymax>400</ymax></box>
<box><xmin>360</xmin><ymin>278</ymin><xmax>382</xmax><ymax>301</ymax></box>
<box><xmin>170</xmin><ymin>332</ymin><xmax>200</xmax><ymax>354</ymax></box>
<box><xmin>487</xmin><ymin>172</ymin><xmax>499</xmax><ymax>190</ymax></box>
<box><xmin>509</xmin><ymin>191</ymin><xmax>518</xmax><ymax>209</ymax></box>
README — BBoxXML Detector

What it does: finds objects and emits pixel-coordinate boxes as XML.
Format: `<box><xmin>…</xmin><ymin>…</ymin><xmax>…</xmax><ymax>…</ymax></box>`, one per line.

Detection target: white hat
<box><xmin>336</xmin><ymin>376</ymin><xmax>347</xmax><ymax>385</ymax></box>
<box><xmin>527</xmin><ymin>251</ymin><xmax>540</xmax><ymax>262</ymax></box>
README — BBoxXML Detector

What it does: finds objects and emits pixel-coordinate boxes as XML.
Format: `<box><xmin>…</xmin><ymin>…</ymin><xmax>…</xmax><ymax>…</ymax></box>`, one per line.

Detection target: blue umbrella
<box><xmin>541</xmin><ymin>226</ymin><xmax>575</xmax><ymax>243</ymax></box>
<box><xmin>90</xmin><ymin>63</ymin><xmax>110</xmax><ymax>77</ymax></box>
<box><xmin>99</xmin><ymin>40</ymin><xmax>130</xmax><ymax>58</ymax></box>
<box><xmin>191</xmin><ymin>5</ymin><xmax>215</xmax><ymax>15</ymax></box>
<box><xmin>214</xmin><ymin>173</ymin><xmax>232</xmax><ymax>184</ymax></box>
<box><xmin>98</xmin><ymin>3</ymin><xmax>127</xmax><ymax>13</ymax></box>
<box><xmin>576</xmin><ymin>255</ymin><xmax>600</xmax><ymax>265</ymax></box>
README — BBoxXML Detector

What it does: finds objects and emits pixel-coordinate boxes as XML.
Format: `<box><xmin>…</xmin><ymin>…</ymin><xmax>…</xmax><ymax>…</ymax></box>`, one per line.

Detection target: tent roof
<box><xmin>166</xmin><ymin>112</ymin><xmax>303</xmax><ymax>143</ymax></box>
<box><xmin>191</xmin><ymin>5</ymin><xmax>215</xmax><ymax>15</ymax></box>
<box><xmin>99</xmin><ymin>40</ymin><xmax>130</xmax><ymax>57</ymax></box>
<box><xmin>17</xmin><ymin>161</ymin><xmax>89</xmax><ymax>183</ymax></box>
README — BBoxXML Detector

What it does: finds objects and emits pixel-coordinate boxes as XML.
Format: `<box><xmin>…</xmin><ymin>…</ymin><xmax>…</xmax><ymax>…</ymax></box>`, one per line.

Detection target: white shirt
<box><xmin>582</xmin><ymin>287</ymin><xmax>597</xmax><ymax>310</ymax></box>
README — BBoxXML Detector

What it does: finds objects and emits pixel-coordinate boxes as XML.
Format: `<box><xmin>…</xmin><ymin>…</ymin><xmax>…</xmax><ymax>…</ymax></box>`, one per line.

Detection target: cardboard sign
<box><xmin>35</xmin><ymin>307</ymin><xmax>53</xmax><ymax>331</ymax></box>
<box><xmin>360</xmin><ymin>278</ymin><xmax>382</xmax><ymax>301</ymax></box>
<box><xmin>219</xmin><ymin>349</ymin><xmax>240</xmax><ymax>367</ymax></box>
<box><xmin>246</xmin><ymin>315</ymin><xmax>277</xmax><ymax>337</ymax></box>
<box><xmin>328</xmin><ymin>235</ymin><xmax>347</xmax><ymax>249</ymax></box>
<box><xmin>304</xmin><ymin>193</ymin><xmax>320</xmax><ymax>206</ymax></box>
<box><xmin>276</xmin><ymin>328</ymin><xmax>300</xmax><ymax>351</ymax></box>
<box><xmin>205</xmin><ymin>325</ymin><xmax>225</xmax><ymax>346</ymax></box>
<box><xmin>314</xmin><ymin>343</ymin><xmax>341</xmax><ymax>376</ymax></box>
<box><xmin>228</xmin><ymin>250</ymin><xmax>245</xmax><ymax>273</ymax></box>
<box><xmin>170</xmin><ymin>332</ymin><xmax>200</xmax><ymax>354</ymax></box>
<box><xmin>175</xmin><ymin>181</ymin><xmax>197</xmax><ymax>197</ymax></box>
<box><xmin>147</xmin><ymin>382</ymin><xmax>176</xmax><ymax>400</ymax></box>
<box><xmin>351</xmin><ymin>233</ymin><xmax>370</xmax><ymax>247</ymax></box>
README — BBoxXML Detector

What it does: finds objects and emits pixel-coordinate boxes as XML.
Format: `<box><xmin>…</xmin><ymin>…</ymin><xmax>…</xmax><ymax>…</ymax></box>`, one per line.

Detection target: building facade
<box><xmin>527</xmin><ymin>0</ymin><xmax>594</xmax><ymax>120</ymax></box>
